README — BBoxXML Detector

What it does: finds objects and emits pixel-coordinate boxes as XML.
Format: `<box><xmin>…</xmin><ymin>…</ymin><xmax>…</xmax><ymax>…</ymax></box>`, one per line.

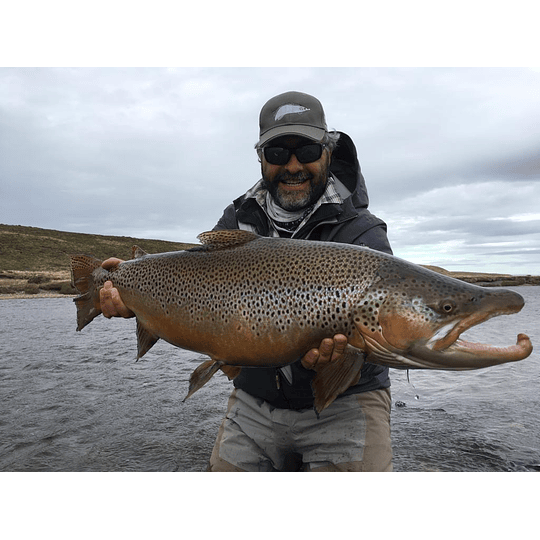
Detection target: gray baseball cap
<box><xmin>258</xmin><ymin>91</ymin><xmax>328</xmax><ymax>146</ymax></box>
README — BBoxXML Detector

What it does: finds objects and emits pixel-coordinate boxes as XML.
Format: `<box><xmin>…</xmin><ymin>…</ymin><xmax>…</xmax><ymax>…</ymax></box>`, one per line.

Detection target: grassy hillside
<box><xmin>0</xmin><ymin>224</ymin><xmax>195</xmax><ymax>272</ymax></box>
<box><xmin>0</xmin><ymin>224</ymin><xmax>196</xmax><ymax>296</ymax></box>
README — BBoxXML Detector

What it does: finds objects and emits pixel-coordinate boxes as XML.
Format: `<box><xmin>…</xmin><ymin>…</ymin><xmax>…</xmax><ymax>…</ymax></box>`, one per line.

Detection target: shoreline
<box><xmin>0</xmin><ymin>292</ymin><xmax>77</xmax><ymax>300</ymax></box>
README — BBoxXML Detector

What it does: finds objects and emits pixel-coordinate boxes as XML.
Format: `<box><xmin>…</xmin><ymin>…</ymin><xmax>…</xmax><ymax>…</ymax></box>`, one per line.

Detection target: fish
<box><xmin>274</xmin><ymin>104</ymin><xmax>311</xmax><ymax>121</ymax></box>
<box><xmin>70</xmin><ymin>229</ymin><xmax>533</xmax><ymax>413</ymax></box>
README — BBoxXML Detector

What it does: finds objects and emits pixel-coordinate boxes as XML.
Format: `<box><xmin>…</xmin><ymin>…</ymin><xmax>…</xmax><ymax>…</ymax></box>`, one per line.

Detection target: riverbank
<box><xmin>0</xmin><ymin>269</ymin><xmax>75</xmax><ymax>298</ymax></box>
<box><xmin>421</xmin><ymin>266</ymin><xmax>540</xmax><ymax>287</ymax></box>
<box><xmin>0</xmin><ymin>292</ymin><xmax>75</xmax><ymax>300</ymax></box>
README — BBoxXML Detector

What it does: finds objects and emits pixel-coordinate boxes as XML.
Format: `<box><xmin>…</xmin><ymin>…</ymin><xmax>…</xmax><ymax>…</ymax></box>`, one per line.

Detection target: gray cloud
<box><xmin>1</xmin><ymin>67</ymin><xmax>539</xmax><ymax>274</ymax></box>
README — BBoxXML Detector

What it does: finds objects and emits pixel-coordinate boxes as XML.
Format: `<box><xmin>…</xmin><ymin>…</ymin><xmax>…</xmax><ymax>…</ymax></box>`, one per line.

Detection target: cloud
<box><xmin>1</xmin><ymin>67</ymin><xmax>539</xmax><ymax>274</ymax></box>
<box><xmin>378</xmin><ymin>180</ymin><xmax>540</xmax><ymax>273</ymax></box>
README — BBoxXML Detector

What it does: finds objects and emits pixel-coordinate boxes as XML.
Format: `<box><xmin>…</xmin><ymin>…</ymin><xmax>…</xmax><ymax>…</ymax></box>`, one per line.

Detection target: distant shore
<box><xmin>421</xmin><ymin>267</ymin><xmax>540</xmax><ymax>288</ymax></box>
<box><xmin>0</xmin><ymin>292</ymin><xmax>75</xmax><ymax>300</ymax></box>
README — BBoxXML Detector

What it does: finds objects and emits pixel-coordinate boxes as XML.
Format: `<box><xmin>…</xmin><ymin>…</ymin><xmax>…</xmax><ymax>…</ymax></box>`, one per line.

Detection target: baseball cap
<box><xmin>258</xmin><ymin>91</ymin><xmax>328</xmax><ymax>146</ymax></box>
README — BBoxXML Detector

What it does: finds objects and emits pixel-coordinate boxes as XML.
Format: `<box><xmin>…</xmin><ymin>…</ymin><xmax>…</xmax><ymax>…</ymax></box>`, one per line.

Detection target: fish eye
<box><xmin>440</xmin><ymin>300</ymin><xmax>456</xmax><ymax>313</ymax></box>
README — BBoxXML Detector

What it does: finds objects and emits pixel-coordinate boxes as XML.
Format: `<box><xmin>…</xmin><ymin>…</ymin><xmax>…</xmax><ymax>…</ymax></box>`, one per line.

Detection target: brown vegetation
<box><xmin>0</xmin><ymin>224</ymin><xmax>195</xmax><ymax>298</ymax></box>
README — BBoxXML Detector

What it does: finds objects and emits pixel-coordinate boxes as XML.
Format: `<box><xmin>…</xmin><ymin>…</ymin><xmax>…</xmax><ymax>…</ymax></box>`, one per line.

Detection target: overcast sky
<box><xmin>1</xmin><ymin>67</ymin><xmax>539</xmax><ymax>274</ymax></box>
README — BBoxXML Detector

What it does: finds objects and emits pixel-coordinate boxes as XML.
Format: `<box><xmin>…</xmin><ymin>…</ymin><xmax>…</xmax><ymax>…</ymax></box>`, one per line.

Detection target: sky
<box><xmin>2</xmin><ymin>67</ymin><xmax>539</xmax><ymax>275</ymax></box>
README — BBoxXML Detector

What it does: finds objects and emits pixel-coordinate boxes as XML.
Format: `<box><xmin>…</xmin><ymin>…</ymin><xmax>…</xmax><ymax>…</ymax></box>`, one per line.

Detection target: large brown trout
<box><xmin>70</xmin><ymin>230</ymin><xmax>533</xmax><ymax>413</ymax></box>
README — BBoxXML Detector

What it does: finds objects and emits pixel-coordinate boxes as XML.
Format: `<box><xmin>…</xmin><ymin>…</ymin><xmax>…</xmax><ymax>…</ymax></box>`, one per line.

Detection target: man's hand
<box><xmin>301</xmin><ymin>334</ymin><xmax>348</xmax><ymax>370</ymax></box>
<box><xmin>99</xmin><ymin>258</ymin><xmax>135</xmax><ymax>318</ymax></box>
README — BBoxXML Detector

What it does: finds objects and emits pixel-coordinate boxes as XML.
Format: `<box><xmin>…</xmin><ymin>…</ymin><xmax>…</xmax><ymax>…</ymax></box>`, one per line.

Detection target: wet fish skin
<box><xmin>70</xmin><ymin>230</ymin><xmax>533</xmax><ymax>413</ymax></box>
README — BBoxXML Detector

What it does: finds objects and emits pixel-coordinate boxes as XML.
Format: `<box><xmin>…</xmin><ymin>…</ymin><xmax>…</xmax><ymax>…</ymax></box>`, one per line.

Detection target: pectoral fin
<box><xmin>220</xmin><ymin>365</ymin><xmax>242</xmax><ymax>380</ymax></box>
<box><xmin>311</xmin><ymin>345</ymin><xmax>365</xmax><ymax>414</ymax></box>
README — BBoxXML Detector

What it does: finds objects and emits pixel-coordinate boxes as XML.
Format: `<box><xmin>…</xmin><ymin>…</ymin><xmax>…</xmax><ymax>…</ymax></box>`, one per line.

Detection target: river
<box><xmin>1</xmin><ymin>287</ymin><xmax>538</xmax><ymax>472</ymax></box>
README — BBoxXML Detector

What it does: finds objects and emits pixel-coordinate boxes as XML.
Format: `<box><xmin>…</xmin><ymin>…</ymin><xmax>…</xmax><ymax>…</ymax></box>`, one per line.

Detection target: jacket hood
<box><xmin>330</xmin><ymin>131</ymin><xmax>369</xmax><ymax>209</ymax></box>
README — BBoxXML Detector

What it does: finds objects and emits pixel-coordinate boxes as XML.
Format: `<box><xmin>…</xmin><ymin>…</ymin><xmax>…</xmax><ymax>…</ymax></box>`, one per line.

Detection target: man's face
<box><xmin>261</xmin><ymin>135</ymin><xmax>332</xmax><ymax>211</ymax></box>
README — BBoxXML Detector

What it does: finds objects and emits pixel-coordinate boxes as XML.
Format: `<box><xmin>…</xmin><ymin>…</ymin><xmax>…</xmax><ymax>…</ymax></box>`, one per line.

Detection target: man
<box><xmin>100</xmin><ymin>91</ymin><xmax>393</xmax><ymax>471</ymax></box>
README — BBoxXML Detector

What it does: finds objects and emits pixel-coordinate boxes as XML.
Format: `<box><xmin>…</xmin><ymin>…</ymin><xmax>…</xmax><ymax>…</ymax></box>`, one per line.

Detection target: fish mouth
<box><xmin>428</xmin><ymin>309</ymin><xmax>502</xmax><ymax>352</ymax></box>
<box><xmin>368</xmin><ymin>327</ymin><xmax>533</xmax><ymax>371</ymax></box>
<box><xmin>445</xmin><ymin>333</ymin><xmax>532</xmax><ymax>362</ymax></box>
<box><xmin>367</xmin><ymin>289</ymin><xmax>533</xmax><ymax>370</ymax></box>
<box><xmin>405</xmin><ymin>330</ymin><xmax>534</xmax><ymax>369</ymax></box>
<box><xmin>417</xmin><ymin>309</ymin><xmax>533</xmax><ymax>368</ymax></box>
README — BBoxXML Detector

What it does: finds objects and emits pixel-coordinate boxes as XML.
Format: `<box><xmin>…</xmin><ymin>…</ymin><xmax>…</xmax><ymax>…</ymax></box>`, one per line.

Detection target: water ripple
<box><xmin>1</xmin><ymin>289</ymin><xmax>538</xmax><ymax>471</ymax></box>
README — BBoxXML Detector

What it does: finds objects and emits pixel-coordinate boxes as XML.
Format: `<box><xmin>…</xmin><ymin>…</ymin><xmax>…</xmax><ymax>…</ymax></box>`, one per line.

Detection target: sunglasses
<box><xmin>263</xmin><ymin>143</ymin><xmax>326</xmax><ymax>165</ymax></box>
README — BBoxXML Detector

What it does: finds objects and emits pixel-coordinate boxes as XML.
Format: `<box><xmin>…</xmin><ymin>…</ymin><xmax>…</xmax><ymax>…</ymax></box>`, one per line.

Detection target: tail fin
<box><xmin>70</xmin><ymin>255</ymin><xmax>103</xmax><ymax>331</ymax></box>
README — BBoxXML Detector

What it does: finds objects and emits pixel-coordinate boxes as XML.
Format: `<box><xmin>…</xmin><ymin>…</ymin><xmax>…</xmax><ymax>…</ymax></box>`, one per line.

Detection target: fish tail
<box><xmin>70</xmin><ymin>254</ymin><xmax>104</xmax><ymax>331</ymax></box>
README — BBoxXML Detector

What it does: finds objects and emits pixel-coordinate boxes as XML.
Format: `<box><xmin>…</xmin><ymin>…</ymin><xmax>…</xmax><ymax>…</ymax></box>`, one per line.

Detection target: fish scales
<box><xmin>70</xmin><ymin>229</ymin><xmax>533</xmax><ymax>413</ymax></box>
<box><xmin>103</xmin><ymin>236</ymin><xmax>382</xmax><ymax>365</ymax></box>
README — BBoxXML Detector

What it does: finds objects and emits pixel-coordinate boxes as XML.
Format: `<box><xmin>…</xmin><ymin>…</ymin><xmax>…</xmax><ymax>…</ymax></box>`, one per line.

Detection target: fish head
<box><xmin>353</xmin><ymin>260</ymin><xmax>533</xmax><ymax>369</ymax></box>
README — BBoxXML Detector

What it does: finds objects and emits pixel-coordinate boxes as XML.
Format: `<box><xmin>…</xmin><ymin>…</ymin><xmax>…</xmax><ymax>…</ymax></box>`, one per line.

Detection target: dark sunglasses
<box><xmin>263</xmin><ymin>143</ymin><xmax>325</xmax><ymax>165</ymax></box>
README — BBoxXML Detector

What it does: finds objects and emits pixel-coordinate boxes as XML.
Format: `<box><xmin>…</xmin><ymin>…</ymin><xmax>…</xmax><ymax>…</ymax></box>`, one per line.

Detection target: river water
<box><xmin>1</xmin><ymin>287</ymin><xmax>538</xmax><ymax>472</ymax></box>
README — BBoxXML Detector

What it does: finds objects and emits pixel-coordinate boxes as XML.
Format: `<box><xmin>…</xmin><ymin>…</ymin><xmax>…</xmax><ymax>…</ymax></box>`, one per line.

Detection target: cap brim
<box><xmin>258</xmin><ymin>125</ymin><xmax>327</xmax><ymax>146</ymax></box>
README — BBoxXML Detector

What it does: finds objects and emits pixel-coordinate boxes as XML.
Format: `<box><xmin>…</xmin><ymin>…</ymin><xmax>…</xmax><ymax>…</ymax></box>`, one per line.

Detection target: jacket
<box><xmin>213</xmin><ymin>132</ymin><xmax>392</xmax><ymax>409</ymax></box>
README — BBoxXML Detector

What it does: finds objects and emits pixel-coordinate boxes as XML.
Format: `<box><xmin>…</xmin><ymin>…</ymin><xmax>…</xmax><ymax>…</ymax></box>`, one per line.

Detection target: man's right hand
<box><xmin>100</xmin><ymin>258</ymin><xmax>135</xmax><ymax>318</ymax></box>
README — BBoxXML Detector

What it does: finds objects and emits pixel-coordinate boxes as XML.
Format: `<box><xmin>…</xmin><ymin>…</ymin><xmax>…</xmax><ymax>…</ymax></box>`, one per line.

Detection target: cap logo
<box><xmin>274</xmin><ymin>104</ymin><xmax>310</xmax><ymax>121</ymax></box>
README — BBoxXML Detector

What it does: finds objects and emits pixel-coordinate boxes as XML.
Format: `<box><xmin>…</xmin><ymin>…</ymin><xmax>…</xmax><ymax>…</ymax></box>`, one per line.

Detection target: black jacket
<box><xmin>213</xmin><ymin>132</ymin><xmax>392</xmax><ymax>409</ymax></box>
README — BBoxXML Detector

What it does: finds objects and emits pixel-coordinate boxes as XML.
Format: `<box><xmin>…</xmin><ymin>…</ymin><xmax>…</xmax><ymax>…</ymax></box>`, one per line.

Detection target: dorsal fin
<box><xmin>132</xmin><ymin>245</ymin><xmax>148</xmax><ymax>259</ymax></box>
<box><xmin>191</xmin><ymin>230</ymin><xmax>260</xmax><ymax>252</ymax></box>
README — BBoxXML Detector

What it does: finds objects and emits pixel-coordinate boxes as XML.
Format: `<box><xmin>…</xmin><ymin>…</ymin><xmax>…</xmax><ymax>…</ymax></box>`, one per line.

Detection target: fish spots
<box><xmin>110</xmin><ymin>237</ymin><xmax>385</xmax><ymax>344</ymax></box>
<box><xmin>353</xmin><ymin>290</ymin><xmax>386</xmax><ymax>334</ymax></box>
